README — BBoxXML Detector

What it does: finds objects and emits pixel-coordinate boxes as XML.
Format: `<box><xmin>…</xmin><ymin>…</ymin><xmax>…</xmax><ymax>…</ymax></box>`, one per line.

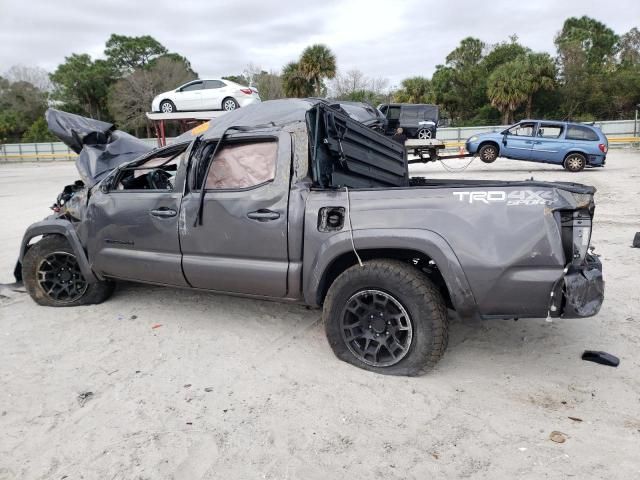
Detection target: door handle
<box><xmin>150</xmin><ymin>207</ymin><xmax>177</xmax><ymax>218</ymax></box>
<box><xmin>247</xmin><ymin>209</ymin><xmax>280</xmax><ymax>221</ymax></box>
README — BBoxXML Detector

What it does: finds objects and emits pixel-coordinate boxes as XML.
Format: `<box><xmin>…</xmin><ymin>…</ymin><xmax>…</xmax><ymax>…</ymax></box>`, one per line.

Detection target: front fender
<box><xmin>304</xmin><ymin>228</ymin><xmax>478</xmax><ymax>318</ymax></box>
<box><xmin>18</xmin><ymin>219</ymin><xmax>98</xmax><ymax>283</ymax></box>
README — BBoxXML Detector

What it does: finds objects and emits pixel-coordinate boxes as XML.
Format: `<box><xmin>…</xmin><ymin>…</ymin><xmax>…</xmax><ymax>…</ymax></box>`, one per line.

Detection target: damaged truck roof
<box><xmin>175</xmin><ymin>98</ymin><xmax>408</xmax><ymax>189</ymax></box>
<box><xmin>51</xmin><ymin>99</ymin><xmax>407</xmax><ymax>190</ymax></box>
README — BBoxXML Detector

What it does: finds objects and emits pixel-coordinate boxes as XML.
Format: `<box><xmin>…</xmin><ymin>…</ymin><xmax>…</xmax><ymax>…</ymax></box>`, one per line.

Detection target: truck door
<box><xmin>501</xmin><ymin>121</ymin><xmax>537</xmax><ymax>159</ymax></box>
<box><xmin>384</xmin><ymin>106</ymin><xmax>401</xmax><ymax>135</ymax></box>
<box><xmin>179</xmin><ymin>133</ymin><xmax>290</xmax><ymax>297</ymax></box>
<box><xmin>177</xmin><ymin>81</ymin><xmax>204</xmax><ymax>110</ymax></box>
<box><xmin>530</xmin><ymin>123</ymin><xmax>567</xmax><ymax>163</ymax></box>
<box><xmin>86</xmin><ymin>144</ymin><xmax>189</xmax><ymax>286</ymax></box>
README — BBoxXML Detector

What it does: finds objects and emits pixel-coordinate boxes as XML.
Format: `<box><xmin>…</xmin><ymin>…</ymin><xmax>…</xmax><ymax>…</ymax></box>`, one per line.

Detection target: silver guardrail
<box><xmin>1</xmin><ymin>120</ymin><xmax>638</xmax><ymax>162</ymax></box>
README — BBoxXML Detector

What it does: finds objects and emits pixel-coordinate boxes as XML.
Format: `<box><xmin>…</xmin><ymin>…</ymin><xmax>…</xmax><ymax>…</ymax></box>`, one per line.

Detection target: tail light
<box><xmin>560</xmin><ymin>210</ymin><xmax>592</xmax><ymax>265</ymax></box>
<box><xmin>240</xmin><ymin>88</ymin><xmax>253</xmax><ymax>95</ymax></box>
<box><xmin>598</xmin><ymin>143</ymin><xmax>607</xmax><ymax>153</ymax></box>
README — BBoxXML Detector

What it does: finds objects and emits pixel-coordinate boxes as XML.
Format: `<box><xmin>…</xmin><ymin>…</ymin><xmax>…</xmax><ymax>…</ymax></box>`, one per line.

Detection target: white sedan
<box><xmin>151</xmin><ymin>79</ymin><xmax>261</xmax><ymax>113</ymax></box>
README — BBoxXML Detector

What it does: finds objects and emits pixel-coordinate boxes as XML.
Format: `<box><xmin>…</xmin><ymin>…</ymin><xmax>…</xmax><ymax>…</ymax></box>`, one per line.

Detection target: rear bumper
<box><xmin>238</xmin><ymin>96</ymin><xmax>261</xmax><ymax>108</ymax></box>
<box><xmin>587</xmin><ymin>154</ymin><xmax>606</xmax><ymax>166</ymax></box>
<box><xmin>557</xmin><ymin>254</ymin><xmax>604</xmax><ymax>318</ymax></box>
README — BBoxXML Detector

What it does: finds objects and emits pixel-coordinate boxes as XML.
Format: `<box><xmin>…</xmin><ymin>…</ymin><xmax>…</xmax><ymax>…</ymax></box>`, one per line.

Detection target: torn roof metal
<box><xmin>46</xmin><ymin>109</ymin><xmax>153</xmax><ymax>187</ymax></box>
<box><xmin>173</xmin><ymin>98</ymin><xmax>320</xmax><ymax>143</ymax></box>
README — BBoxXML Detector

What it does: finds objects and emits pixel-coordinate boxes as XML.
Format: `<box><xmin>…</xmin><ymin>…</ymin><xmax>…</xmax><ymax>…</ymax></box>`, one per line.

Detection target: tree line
<box><xmin>1</xmin><ymin>15</ymin><xmax>639</xmax><ymax>143</ymax></box>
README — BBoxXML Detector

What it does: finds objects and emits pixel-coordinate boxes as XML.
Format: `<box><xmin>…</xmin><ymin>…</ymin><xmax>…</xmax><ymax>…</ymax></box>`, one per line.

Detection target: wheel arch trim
<box><xmin>563</xmin><ymin>150</ymin><xmax>588</xmax><ymax>160</ymax></box>
<box><xmin>304</xmin><ymin>228</ymin><xmax>478</xmax><ymax>318</ymax></box>
<box><xmin>478</xmin><ymin>140</ymin><xmax>500</xmax><ymax>154</ymax></box>
<box><xmin>18</xmin><ymin>219</ymin><xmax>98</xmax><ymax>283</ymax></box>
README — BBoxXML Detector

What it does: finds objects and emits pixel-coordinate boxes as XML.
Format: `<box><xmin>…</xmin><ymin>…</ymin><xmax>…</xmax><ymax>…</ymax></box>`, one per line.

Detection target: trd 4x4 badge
<box><xmin>452</xmin><ymin>190</ymin><xmax>555</xmax><ymax>205</ymax></box>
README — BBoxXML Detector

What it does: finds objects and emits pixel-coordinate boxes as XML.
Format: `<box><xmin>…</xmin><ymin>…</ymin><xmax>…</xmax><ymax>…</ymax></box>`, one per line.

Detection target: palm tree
<box><xmin>521</xmin><ymin>53</ymin><xmax>556</xmax><ymax>118</ymax></box>
<box><xmin>393</xmin><ymin>76</ymin><xmax>433</xmax><ymax>103</ymax></box>
<box><xmin>487</xmin><ymin>60</ymin><xmax>528</xmax><ymax>124</ymax></box>
<box><xmin>281</xmin><ymin>62</ymin><xmax>313</xmax><ymax>98</ymax></box>
<box><xmin>299</xmin><ymin>44</ymin><xmax>337</xmax><ymax>97</ymax></box>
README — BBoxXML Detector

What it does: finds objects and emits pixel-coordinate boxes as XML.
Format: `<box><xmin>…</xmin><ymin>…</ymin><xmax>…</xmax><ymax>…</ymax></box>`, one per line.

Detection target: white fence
<box><xmin>0</xmin><ymin>138</ymin><xmax>159</xmax><ymax>162</ymax></box>
<box><xmin>1</xmin><ymin>120</ymin><xmax>638</xmax><ymax>162</ymax></box>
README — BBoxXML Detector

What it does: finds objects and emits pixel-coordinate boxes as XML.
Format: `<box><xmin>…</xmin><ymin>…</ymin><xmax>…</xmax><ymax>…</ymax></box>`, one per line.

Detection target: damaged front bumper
<box><xmin>551</xmin><ymin>254</ymin><xmax>604</xmax><ymax>318</ymax></box>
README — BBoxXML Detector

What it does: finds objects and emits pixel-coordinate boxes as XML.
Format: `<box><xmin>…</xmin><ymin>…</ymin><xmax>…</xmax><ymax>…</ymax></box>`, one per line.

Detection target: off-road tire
<box><xmin>478</xmin><ymin>144</ymin><xmax>499</xmax><ymax>163</ymax></box>
<box><xmin>323</xmin><ymin>259</ymin><xmax>449</xmax><ymax>376</ymax></box>
<box><xmin>222</xmin><ymin>97</ymin><xmax>239</xmax><ymax>111</ymax></box>
<box><xmin>160</xmin><ymin>100</ymin><xmax>176</xmax><ymax>113</ymax></box>
<box><xmin>564</xmin><ymin>153</ymin><xmax>586</xmax><ymax>172</ymax></box>
<box><xmin>22</xmin><ymin>235</ymin><xmax>114</xmax><ymax>307</ymax></box>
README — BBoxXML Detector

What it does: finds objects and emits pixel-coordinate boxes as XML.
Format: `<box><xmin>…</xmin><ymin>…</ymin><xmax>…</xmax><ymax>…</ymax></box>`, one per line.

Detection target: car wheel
<box><xmin>160</xmin><ymin>100</ymin><xmax>176</xmax><ymax>113</ymax></box>
<box><xmin>478</xmin><ymin>144</ymin><xmax>499</xmax><ymax>163</ymax></box>
<box><xmin>564</xmin><ymin>153</ymin><xmax>586</xmax><ymax>172</ymax></box>
<box><xmin>222</xmin><ymin>97</ymin><xmax>239</xmax><ymax>111</ymax></box>
<box><xmin>22</xmin><ymin>236</ymin><xmax>114</xmax><ymax>307</ymax></box>
<box><xmin>417</xmin><ymin>128</ymin><xmax>432</xmax><ymax>140</ymax></box>
<box><xmin>323</xmin><ymin>259</ymin><xmax>449</xmax><ymax>376</ymax></box>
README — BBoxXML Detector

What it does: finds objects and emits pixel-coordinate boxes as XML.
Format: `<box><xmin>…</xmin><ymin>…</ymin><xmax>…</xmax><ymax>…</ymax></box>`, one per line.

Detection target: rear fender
<box><xmin>305</xmin><ymin>228</ymin><xmax>478</xmax><ymax>318</ymax></box>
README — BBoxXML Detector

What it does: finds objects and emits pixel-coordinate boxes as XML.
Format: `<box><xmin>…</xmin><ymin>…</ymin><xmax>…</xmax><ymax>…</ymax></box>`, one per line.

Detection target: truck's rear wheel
<box><xmin>22</xmin><ymin>236</ymin><xmax>114</xmax><ymax>307</ymax></box>
<box><xmin>323</xmin><ymin>259</ymin><xmax>448</xmax><ymax>376</ymax></box>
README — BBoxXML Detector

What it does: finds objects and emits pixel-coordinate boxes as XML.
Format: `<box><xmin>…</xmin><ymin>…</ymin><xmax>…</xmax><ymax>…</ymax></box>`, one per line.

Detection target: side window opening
<box><xmin>204</xmin><ymin>80</ymin><xmax>224</xmax><ymax>89</ymax></box>
<box><xmin>566</xmin><ymin>125</ymin><xmax>599</xmax><ymax>141</ymax></box>
<box><xmin>401</xmin><ymin>107</ymin><xmax>419</xmax><ymax>120</ymax></box>
<box><xmin>181</xmin><ymin>82</ymin><xmax>203</xmax><ymax>92</ymax></box>
<box><xmin>387</xmin><ymin>107</ymin><xmax>401</xmax><ymax>120</ymax></box>
<box><xmin>196</xmin><ymin>140</ymin><xmax>278</xmax><ymax>191</ymax></box>
<box><xmin>538</xmin><ymin>124</ymin><xmax>564</xmax><ymax>139</ymax></box>
<box><xmin>116</xmin><ymin>145</ymin><xmax>187</xmax><ymax>191</ymax></box>
<box><xmin>508</xmin><ymin>122</ymin><xmax>536</xmax><ymax>136</ymax></box>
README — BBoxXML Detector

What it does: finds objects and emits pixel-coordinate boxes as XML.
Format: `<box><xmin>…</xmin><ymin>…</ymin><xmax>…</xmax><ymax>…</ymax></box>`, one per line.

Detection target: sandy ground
<box><xmin>1</xmin><ymin>151</ymin><xmax>639</xmax><ymax>479</ymax></box>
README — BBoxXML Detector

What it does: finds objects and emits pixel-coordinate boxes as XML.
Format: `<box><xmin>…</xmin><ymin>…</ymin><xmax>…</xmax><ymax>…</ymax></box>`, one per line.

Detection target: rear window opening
<box><xmin>566</xmin><ymin>125</ymin><xmax>599</xmax><ymax>141</ymax></box>
<box><xmin>203</xmin><ymin>141</ymin><xmax>277</xmax><ymax>190</ymax></box>
<box><xmin>307</xmin><ymin>103</ymin><xmax>408</xmax><ymax>189</ymax></box>
<box><xmin>192</xmin><ymin>138</ymin><xmax>278</xmax><ymax>192</ymax></box>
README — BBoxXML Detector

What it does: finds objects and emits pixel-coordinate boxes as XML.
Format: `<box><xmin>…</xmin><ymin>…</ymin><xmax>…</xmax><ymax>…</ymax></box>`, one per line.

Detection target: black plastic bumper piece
<box><xmin>562</xmin><ymin>254</ymin><xmax>604</xmax><ymax>318</ymax></box>
<box><xmin>582</xmin><ymin>350</ymin><xmax>619</xmax><ymax>367</ymax></box>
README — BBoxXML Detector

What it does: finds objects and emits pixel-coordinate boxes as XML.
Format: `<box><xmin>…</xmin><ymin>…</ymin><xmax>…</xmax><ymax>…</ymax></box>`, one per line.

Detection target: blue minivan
<box><xmin>465</xmin><ymin>120</ymin><xmax>608</xmax><ymax>172</ymax></box>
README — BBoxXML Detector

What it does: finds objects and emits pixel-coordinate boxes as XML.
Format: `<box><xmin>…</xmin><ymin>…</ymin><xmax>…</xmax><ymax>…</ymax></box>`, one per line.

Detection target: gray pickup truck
<box><xmin>16</xmin><ymin>99</ymin><xmax>604</xmax><ymax>376</ymax></box>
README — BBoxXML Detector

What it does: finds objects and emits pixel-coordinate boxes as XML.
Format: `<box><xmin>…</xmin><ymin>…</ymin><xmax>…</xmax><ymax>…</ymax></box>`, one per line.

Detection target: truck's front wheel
<box><xmin>22</xmin><ymin>236</ymin><xmax>114</xmax><ymax>307</ymax></box>
<box><xmin>323</xmin><ymin>260</ymin><xmax>448</xmax><ymax>376</ymax></box>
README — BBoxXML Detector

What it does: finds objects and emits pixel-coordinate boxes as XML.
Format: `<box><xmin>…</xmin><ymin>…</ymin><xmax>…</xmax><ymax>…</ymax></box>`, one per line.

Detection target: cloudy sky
<box><xmin>1</xmin><ymin>0</ymin><xmax>638</xmax><ymax>86</ymax></box>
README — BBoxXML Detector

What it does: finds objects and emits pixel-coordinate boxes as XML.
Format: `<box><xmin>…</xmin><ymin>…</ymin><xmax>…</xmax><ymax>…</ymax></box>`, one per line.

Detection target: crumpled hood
<box><xmin>46</xmin><ymin>109</ymin><xmax>153</xmax><ymax>187</ymax></box>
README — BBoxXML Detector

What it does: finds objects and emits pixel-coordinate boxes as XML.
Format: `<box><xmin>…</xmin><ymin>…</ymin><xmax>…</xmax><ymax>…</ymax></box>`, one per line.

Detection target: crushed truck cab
<box><xmin>16</xmin><ymin>100</ymin><xmax>604</xmax><ymax>376</ymax></box>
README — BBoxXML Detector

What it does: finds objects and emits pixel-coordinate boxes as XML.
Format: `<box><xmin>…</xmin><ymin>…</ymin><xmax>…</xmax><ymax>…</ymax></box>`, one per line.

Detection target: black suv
<box><xmin>378</xmin><ymin>103</ymin><xmax>440</xmax><ymax>139</ymax></box>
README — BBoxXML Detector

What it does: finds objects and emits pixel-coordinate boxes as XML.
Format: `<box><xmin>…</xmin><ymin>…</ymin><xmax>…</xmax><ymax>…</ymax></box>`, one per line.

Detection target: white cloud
<box><xmin>1</xmin><ymin>0</ymin><xmax>638</xmax><ymax>84</ymax></box>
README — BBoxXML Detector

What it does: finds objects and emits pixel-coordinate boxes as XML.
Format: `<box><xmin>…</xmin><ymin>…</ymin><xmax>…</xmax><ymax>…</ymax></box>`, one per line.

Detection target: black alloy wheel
<box><xmin>340</xmin><ymin>289</ymin><xmax>413</xmax><ymax>367</ymax></box>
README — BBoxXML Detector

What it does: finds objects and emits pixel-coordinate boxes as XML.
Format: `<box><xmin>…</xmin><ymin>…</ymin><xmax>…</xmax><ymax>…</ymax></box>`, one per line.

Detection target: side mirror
<box><xmin>502</xmin><ymin>133</ymin><xmax>508</xmax><ymax>146</ymax></box>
